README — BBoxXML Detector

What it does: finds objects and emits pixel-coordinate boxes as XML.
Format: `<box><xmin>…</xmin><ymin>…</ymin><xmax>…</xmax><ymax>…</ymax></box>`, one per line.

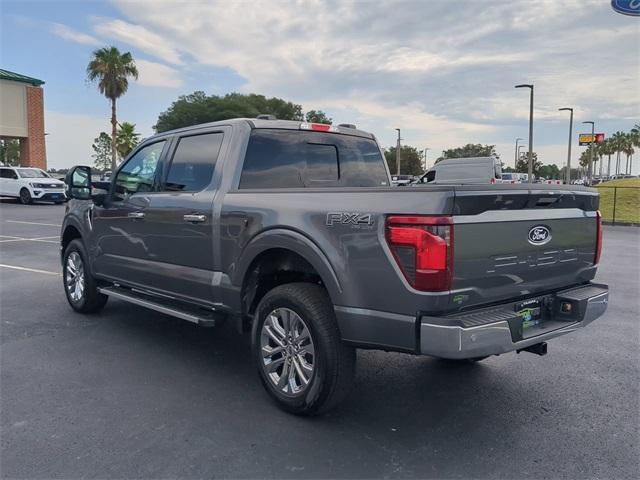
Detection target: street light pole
<box><xmin>423</xmin><ymin>147</ymin><xmax>430</xmax><ymax>171</ymax></box>
<box><xmin>514</xmin><ymin>138</ymin><xmax>523</xmax><ymax>169</ymax></box>
<box><xmin>583</xmin><ymin>121</ymin><xmax>595</xmax><ymax>185</ymax></box>
<box><xmin>559</xmin><ymin>108</ymin><xmax>574</xmax><ymax>184</ymax></box>
<box><xmin>518</xmin><ymin>145</ymin><xmax>525</xmax><ymax>166</ymax></box>
<box><xmin>395</xmin><ymin>128</ymin><xmax>401</xmax><ymax>176</ymax></box>
<box><xmin>515</xmin><ymin>84</ymin><xmax>534</xmax><ymax>183</ymax></box>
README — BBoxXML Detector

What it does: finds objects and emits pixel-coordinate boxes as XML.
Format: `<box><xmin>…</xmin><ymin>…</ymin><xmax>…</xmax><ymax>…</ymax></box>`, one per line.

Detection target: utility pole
<box><xmin>395</xmin><ymin>128</ymin><xmax>401</xmax><ymax>176</ymax></box>
<box><xmin>515</xmin><ymin>84</ymin><xmax>534</xmax><ymax>183</ymax></box>
<box><xmin>423</xmin><ymin>147</ymin><xmax>430</xmax><ymax>171</ymax></box>
<box><xmin>559</xmin><ymin>108</ymin><xmax>573</xmax><ymax>184</ymax></box>
<box><xmin>514</xmin><ymin>138</ymin><xmax>523</xmax><ymax>169</ymax></box>
<box><xmin>583</xmin><ymin>121</ymin><xmax>595</xmax><ymax>185</ymax></box>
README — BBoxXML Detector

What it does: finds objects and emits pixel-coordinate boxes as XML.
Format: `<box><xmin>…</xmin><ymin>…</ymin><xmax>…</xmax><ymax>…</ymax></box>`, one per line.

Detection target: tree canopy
<box><xmin>92</xmin><ymin>132</ymin><xmax>112</xmax><ymax>171</ymax></box>
<box><xmin>515</xmin><ymin>152</ymin><xmax>542</xmax><ymax>174</ymax></box>
<box><xmin>384</xmin><ymin>146</ymin><xmax>424</xmax><ymax>176</ymax></box>
<box><xmin>116</xmin><ymin>122</ymin><xmax>141</xmax><ymax>160</ymax></box>
<box><xmin>436</xmin><ymin>144</ymin><xmax>500</xmax><ymax>163</ymax></box>
<box><xmin>0</xmin><ymin>138</ymin><xmax>20</xmax><ymax>166</ymax></box>
<box><xmin>154</xmin><ymin>92</ymin><xmax>328</xmax><ymax>132</ymax></box>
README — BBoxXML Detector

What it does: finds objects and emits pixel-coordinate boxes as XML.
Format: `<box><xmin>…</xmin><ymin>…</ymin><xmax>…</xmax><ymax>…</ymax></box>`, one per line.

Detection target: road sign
<box><xmin>579</xmin><ymin>133</ymin><xmax>605</xmax><ymax>146</ymax></box>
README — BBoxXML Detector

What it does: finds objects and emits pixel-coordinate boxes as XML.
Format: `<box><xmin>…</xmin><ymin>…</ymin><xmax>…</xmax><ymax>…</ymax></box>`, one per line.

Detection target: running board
<box><xmin>98</xmin><ymin>286</ymin><xmax>221</xmax><ymax>327</ymax></box>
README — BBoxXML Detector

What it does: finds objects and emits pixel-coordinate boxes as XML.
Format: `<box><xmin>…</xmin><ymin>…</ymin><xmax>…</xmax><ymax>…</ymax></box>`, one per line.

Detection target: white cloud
<box><xmin>45</xmin><ymin>111</ymin><xmax>108</xmax><ymax>169</ymax></box>
<box><xmin>135</xmin><ymin>59</ymin><xmax>183</xmax><ymax>88</ymax></box>
<box><xmin>94</xmin><ymin>18</ymin><xmax>183</xmax><ymax>65</ymax></box>
<box><xmin>50</xmin><ymin>23</ymin><xmax>101</xmax><ymax>46</ymax></box>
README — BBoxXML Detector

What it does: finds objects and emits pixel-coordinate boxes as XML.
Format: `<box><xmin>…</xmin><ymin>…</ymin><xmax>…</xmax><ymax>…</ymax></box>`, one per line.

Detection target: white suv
<box><xmin>0</xmin><ymin>166</ymin><xmax>66</xmax><ymax>204</ymax></box>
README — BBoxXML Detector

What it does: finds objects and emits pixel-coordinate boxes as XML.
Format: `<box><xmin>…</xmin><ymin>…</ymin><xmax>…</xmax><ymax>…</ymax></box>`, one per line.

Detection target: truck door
<box><xmin>135</xmin><ymin>128</ymin><xmax>229</xmax><ymax>305</ymax></box>
<box><xmin>91</xmin><ymin>139</ymin><xmax>169</xmax><ymax>282</ymax></box>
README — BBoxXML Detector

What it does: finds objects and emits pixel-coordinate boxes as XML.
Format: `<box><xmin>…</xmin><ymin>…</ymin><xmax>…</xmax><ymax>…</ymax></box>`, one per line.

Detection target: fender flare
<box><xmin>233</xmin><ymin>228</ymin><xmax>343</xmax><ymax>304</ymax></box>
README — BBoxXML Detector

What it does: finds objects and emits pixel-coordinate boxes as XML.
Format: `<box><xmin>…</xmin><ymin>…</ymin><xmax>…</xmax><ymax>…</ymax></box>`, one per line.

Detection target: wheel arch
<box><xmin>235</xmin><ymin>229</ymin><xmax>342</xmax><ymax>327</ymax></box>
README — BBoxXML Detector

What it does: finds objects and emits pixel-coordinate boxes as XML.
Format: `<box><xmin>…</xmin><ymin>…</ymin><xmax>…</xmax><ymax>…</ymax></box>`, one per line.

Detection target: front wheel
<box><xmin>252</xmin><ymin>283</ymin><xmax>355</xmax><ymax>416</ymax></box>
<box><xmin>63</xmin><ymin>239</ymin><xmax>108</xmax><ymax>313</ymax></box>
<box><xmin>19</xmin><ymin>188</ymin><xmax>32</xmax><ymax>205</ymax></box>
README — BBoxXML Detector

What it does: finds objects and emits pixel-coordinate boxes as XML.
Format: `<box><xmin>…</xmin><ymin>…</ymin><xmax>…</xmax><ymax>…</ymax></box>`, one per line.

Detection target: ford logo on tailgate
<box><xmin>528</xmin><ymin>225</ymin><xmax>551</xmax><ymax>245</ymax></box>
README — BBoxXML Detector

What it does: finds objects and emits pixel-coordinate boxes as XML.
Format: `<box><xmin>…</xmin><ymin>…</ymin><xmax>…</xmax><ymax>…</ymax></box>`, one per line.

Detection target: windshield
<box><xmin>17</xmin><ymin>169</ymin><xmax>49</xmax><ymax>178</ymax></box>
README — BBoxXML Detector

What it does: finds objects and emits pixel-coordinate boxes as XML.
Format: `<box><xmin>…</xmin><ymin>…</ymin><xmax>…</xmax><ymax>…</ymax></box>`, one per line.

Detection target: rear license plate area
<box><xmin>515</xmin><ymin>299</ymin><xmax>544</xmax><ymax>337</ymax></box>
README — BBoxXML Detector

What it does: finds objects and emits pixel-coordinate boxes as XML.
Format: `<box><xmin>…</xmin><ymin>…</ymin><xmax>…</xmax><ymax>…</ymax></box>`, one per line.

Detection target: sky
<box><xmin>1</xmin><ymin>0</ymin><xmax>639</xmax><ymax>171</ymax></box>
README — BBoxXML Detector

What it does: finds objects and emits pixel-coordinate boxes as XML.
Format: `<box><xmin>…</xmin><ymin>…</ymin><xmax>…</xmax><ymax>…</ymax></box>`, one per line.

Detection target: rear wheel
<box><xmin>63</xmin><ymin>239</ymin><xmax>108</xmax><ymax>313</ymax></box>
<box><xmin>19</xmin><ymin>188</ymin><xmax>32</xmax><ymax>205</ymax></box>
<box><xmin>252</xmin><ymin>283</ymin><xmax>355</xmax><ymax>416</ymax></box>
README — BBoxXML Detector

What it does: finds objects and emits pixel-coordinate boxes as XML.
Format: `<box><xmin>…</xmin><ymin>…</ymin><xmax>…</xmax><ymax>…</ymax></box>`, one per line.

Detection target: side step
<box><xmin>98</xmin><ymin>286</ymin><xmax>223</xmax><ymax>327</ymax></box>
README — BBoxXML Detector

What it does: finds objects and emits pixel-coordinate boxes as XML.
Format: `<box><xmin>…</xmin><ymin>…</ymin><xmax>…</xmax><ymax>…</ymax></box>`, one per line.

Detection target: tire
<box><xmin>62</xmin><ymin>239</ymin><xmax>108</xmax><ymax>313</ymax></box>
<box><xmin>19</xmin><ymin>188</ymin><xmax>32</xmax><ymax>205</ymax></box>
<box><xmin>252</xmin><ymin>283</ymin><xmax>356</xmax><ymax>416</ymax></box>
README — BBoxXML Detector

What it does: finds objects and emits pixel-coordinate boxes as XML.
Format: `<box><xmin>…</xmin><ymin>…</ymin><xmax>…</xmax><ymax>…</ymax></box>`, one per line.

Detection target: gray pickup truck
<box><xmin>61</xmin><ymin>118</ymin><xmax>609</xmax><ymax>415</ymax></box>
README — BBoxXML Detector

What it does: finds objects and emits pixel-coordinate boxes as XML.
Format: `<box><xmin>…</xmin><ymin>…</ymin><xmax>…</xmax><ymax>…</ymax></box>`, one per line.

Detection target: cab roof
<box><xmin>148</xmin><ymin>118</ymin><xmax>375</xmax><ymax>140</ymax></box>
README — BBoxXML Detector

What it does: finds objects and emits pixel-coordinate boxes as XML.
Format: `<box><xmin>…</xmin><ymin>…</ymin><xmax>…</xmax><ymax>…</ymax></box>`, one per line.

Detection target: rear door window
<box><xmin>239</xmin><ymin>130</ymin><xmax>388</xmax><ymax>189</ymax></box>
<box><xmin>163</xmin><ymin>132</ymin><xmax>224</xmax><ymax>192</ymax></box>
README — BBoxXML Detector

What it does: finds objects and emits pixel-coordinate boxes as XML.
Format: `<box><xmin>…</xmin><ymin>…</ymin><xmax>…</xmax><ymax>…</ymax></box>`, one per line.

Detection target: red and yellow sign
<box><xmin>579</xmin><ymin>133</ymin><xmax>605</xmax><ymax>146</ymax></box>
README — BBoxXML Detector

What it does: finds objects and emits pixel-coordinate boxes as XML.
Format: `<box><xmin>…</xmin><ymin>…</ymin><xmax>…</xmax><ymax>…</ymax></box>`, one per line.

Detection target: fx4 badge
<box><xmin>326</xmin><ymin>212</ymin><xmax>374</xmax><ymax>228</ymax></box>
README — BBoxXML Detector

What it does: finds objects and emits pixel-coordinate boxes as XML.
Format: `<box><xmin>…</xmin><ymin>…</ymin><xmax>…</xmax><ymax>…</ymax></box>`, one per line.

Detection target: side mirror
<box><xmin>65</xmin><ymin>166</ymin><xmax>109</xmax><ymax>205</ymax></box>
<box><xmin>65</xmin><ymin>166</ymin><xmax>92</xmax><ymax>200</ymax></box>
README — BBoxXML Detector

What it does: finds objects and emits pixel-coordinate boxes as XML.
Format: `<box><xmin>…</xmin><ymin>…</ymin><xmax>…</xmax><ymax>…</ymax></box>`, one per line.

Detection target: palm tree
<box><xmin>87</xmin><ymin>46</ymin><xmax>138</xmax><ymax>172</ymax></box>
<box><xmin>623</xmin><ymin>134</ymin><xmax>634</xmax><ymax>175</ymax></box>
<box><xmin>601</xmin><ymin>138</ymin><xmax>615</xmax><ymax>177</ymax></box>
<box><xmin>116</xmin><ymin>122</ymin><xmax>141</xmax><ymax>160</ymax></box>
<box><xmin>629</xmin><ymin>124</ymin><xmax>640</xmax><ymax>175</ymax></box>
<box><xmin>610</xmin><ymin>131</ymin><xmax>627</xmax><ymax>176</ymax></box>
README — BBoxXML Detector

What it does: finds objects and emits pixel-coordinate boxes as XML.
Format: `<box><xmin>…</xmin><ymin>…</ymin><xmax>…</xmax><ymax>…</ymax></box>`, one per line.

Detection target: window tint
<box><xmin>1</xmin><ymin>168</ymin><xmax>18</xmax><ymax>179</ymax></box>
<box><xmin>239</xmin><ymin>130</ymin><xmax>389</xmax><ymax>189</ymax></box>
<box><xmin>164</xmin><ymin>133</ymin><xmax>224</xmax><ymax>192</ymax></box>
<box><xmin>113</xmin><ymin>141</ymin><xmax>165</xmax><ymax>201</ymax></box>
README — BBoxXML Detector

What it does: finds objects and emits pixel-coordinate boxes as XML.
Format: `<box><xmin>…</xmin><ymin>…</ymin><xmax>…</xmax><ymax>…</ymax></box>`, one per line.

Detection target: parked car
<box><xmin>61</xmin><ymin>118</ymin><xmax>608</xmax><ymax>415</ymax></box>
<box><xmin>390</xmin><ymin>174</ymin><xmax>413</xmax><ymax>186</ymax></box>
<box><xmin>0</xmin><ymin>166</ymin><xmax>66</xmax><ymax>204</ymax></box>
<box><xmin>415</xmin><ymin>156</ymin><xmax>502</xmax><ymax>184</ymax></box>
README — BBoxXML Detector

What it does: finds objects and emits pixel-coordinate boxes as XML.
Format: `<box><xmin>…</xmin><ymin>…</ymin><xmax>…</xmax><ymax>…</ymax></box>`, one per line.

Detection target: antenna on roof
<box><xmin>256</xmin><ymin>114</ymin><xmax>277</xmax><ymax>120</ymax></box>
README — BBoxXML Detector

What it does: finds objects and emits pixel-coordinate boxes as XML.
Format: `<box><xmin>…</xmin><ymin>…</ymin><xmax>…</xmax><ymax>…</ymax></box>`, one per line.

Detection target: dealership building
<box><xmin>0</xmin><ymin>69</ymin><xmax>47</xmax><ymax>169</ymax></box>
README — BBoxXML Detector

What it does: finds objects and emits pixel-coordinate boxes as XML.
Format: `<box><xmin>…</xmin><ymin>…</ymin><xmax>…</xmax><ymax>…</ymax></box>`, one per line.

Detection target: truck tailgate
<box><xmin>451</xmin><ymin>186</ymin><xmax>600</xmax><ymax>311</ymax></box>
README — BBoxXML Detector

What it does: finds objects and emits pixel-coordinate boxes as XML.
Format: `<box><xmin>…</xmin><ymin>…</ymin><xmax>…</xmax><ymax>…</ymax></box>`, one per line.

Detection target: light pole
<box><xmin>395</xmin><ymin>128</ymin><xmax>401</xmax><ymax>176</ymax></box>
<box><xmin>423</xmin><ymin>147</ymin><xmax>431</xmax><ymax>172</ymax></box>
<box><xmin>515</xmin><ymin>84</ymin><xmax>534</xmax><ymax>183</ymax></box>
<box><xmin>583</xmin><ymin>121</ymin><xmax>595</xmax><ymax>184</ymax></box>
<box><xmin>559</xmin><ymin>107</ymin><xmax>574</xmax><ymax>184</ymax></box>
<box><xmin>514</xmin><ymin>138</ymin><xmax>523</xmax><ymax>169</ymax></box>
<box><xmin>517</xmin><ymin>145</ymin><xmax>525</xmax><ymax>167</ymax></box>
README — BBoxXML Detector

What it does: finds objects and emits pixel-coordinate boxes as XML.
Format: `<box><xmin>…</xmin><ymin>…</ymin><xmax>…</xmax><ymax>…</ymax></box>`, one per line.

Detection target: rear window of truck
<box><xmin>239</xmin><ymin>129</ymin><xmax>389</xmax><ymax>189</ymax></box>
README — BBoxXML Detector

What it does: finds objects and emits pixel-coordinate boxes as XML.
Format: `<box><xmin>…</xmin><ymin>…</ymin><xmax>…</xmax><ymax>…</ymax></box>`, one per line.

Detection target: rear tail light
<box><xmin>594</xmin><ymin>210</ymin><xmax>602</xmax><ymax>264</ymax></box>
<box><xmin>490</xmin><ymin>177</ymin><xmax>496</xmax><ymax>184</ymax></box>
<box><xmin>385</xmin><ymin>216</ymin><xmax>453</xmax><ymax>291</ymax></box>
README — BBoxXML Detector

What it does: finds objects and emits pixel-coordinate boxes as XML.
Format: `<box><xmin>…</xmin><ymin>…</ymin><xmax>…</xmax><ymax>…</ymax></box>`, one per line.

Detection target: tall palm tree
<box><xmin>610</xmin><ymin>131</ymin><xmax>627</xmax><ymax>176</ymax></box>
<box><xmin>629</xmin><ymin>124</ymin><xmax>640</xmax><ymax>175</ymax></box>
<box><xmin>87</xmin><ymin>46</ymin><xmax>138</xmax><ymax>172</ymax></box>
<box><xmin>601</xmin><ymin>138</ymin><xmax>615</xmax><ymax>177</ymax></box>
<box><xmin>623</xmin><ymin>134</ymin><xmax>634</xmax><ymax>175</ymax></box>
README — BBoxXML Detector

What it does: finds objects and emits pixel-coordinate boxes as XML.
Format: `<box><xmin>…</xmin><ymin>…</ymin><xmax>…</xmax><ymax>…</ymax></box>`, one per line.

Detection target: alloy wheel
<box><xmin>260</xmin><ymin>307</ymin><xmax>315</xmax><ymax>395</ymax></box>
<box><xmin>65</xmin><ymin>252</ymin><xmax>85</xmax><ymax>303</ymax></box>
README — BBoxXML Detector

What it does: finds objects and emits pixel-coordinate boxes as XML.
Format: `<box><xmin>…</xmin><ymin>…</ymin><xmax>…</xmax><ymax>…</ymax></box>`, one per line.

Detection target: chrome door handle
<box><xmin>183</xmin><ymin>214</ymin><xmax>207</xmax><ymax>223</ymax></box>
<box><xmin>128</xmin><ymin>211</ymin><xmax>145</xmax><ymax>219</ymax></box>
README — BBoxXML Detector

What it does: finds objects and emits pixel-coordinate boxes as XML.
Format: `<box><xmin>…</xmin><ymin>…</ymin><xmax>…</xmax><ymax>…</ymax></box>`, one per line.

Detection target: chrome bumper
<box><xmin>420</xmin><ymin>284</ymin><xmax>609</xmax><ymax>359</ymax></box>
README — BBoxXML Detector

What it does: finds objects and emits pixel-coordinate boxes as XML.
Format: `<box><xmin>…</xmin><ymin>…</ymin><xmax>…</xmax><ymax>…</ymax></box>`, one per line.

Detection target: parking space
<box><xmin>1</xmin><ymin>203</ymin><xmax>638</xmax><ymax>479</ymax></box>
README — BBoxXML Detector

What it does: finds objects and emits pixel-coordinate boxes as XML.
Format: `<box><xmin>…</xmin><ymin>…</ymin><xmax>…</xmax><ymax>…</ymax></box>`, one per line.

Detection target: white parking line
<box><xmin>0</xmin><ymin>263</ymin><xmax>60</xmax><ymax>276</ymax></box>
<box><xmin>5</xmin><ymin>220</ymin><xmax>62</xmax><ymax>227</ymax></box>
<box><xmin>0</xmin><ymin>236</ymin><xmax>59</xmax><ymax>244</ymax></box>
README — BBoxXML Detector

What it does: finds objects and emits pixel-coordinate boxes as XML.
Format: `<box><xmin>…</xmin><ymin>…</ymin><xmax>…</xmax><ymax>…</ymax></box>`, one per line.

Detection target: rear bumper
<box><xmin>419</xmin><ymin>283</ymin><xmax>608</xmax><ymax>359</ymax></box>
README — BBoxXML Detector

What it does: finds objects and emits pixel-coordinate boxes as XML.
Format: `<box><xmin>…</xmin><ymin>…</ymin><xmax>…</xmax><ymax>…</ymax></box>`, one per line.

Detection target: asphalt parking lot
<box><xmin>1</xmin><ymin>200</ymin><xmax>638</xmax><ymax>479</ymax></box>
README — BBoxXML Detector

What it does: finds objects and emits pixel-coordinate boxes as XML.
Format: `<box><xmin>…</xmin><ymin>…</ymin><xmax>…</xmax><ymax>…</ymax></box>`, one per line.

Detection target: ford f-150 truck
<box><xmin>61</xmin><ymin>118</ymin><xmax>609</xmax><ymax>415</ymax></box>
